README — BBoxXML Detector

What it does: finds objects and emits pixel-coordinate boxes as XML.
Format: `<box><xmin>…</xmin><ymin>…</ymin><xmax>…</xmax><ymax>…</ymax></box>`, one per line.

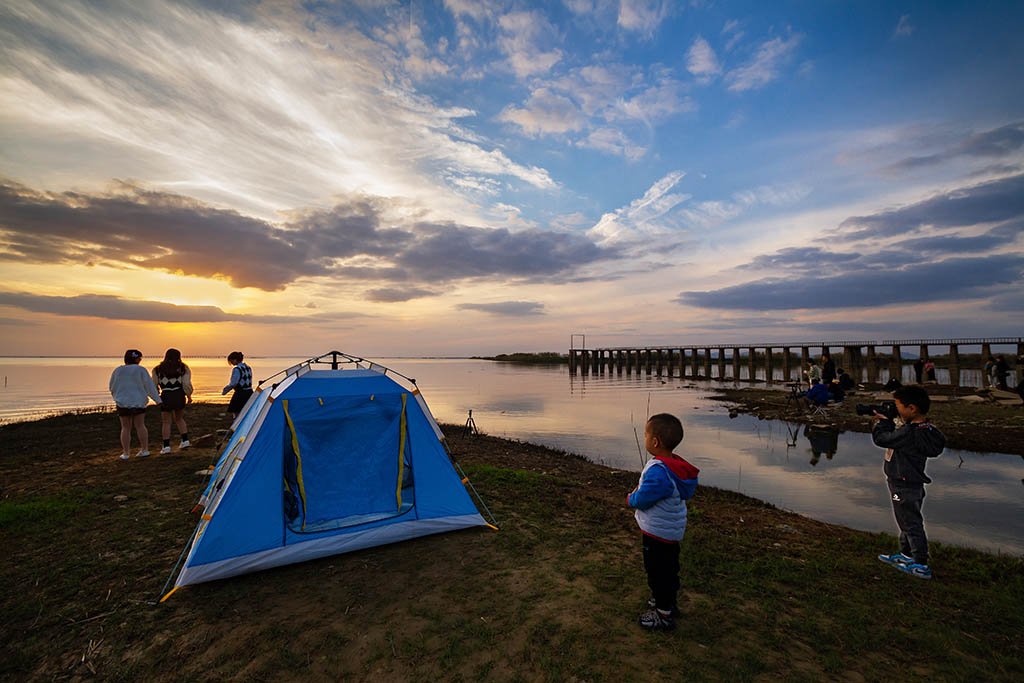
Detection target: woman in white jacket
<box><xmin>109</xmin><ymin>349</ymin><xmax>161</xmax><ymax>460</ymax></box>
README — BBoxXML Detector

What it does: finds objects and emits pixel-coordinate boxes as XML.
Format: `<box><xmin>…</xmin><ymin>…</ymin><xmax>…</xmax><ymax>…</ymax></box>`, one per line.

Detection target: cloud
<box><xmin>0</xmin><ymin>178</ymin><xmax>615</xmax><ymax>290</ymax></box>
<box><xmin>0</xmin><ymin>292</ymin><xmax>359</xmax><ymax>323</ymax></box>
<box><xmin>893</xmin><ymin>14</ymin><xmax>914</xmax><ymax>39</ymax></box>
<box><xmin>725</xmin><ymin>34</ymin><xmax>803</xmax><ymax>92</ymax></box>
<box><xmin>838</xmin><ymin>174</ymin><xmax>1024</xmax><ymax>240</ymax></box>
<box><xmin>578</xmin><ymin>128</ymin><xmax>647</xmax><ymax>161</ymax></box>
<box><xmin>884</xmin><ymin>121</ymin><xmax>1024</xmax><ymax>173</ymax></box>
<box><xmin>497</xmin><ymin>10</ymin><xmax>562</xmax><ymax>78</ymax></box>
<box><xmin>617</xmin><ymin>0</ymin><xmax>670</xmax><ymax>35</ymax></box>
<box><xmin>686</xmin><ymin>36</ymin><xmax>721</xmax><ymax>83</ymax></box>
<box><xmin>588</xmin><ymin>171</ymin><xmax>691</xmax><ymax>246</ymax></box>
<box><xmin>456</xmin><ymin>301</ymin><xmax>545</xmax><ymax>316</ymax></box>
<box><xmin>677</xmin><ymin>255</ymin><xmax>1024</xmax><ymax>310</ymax></box>
<box><xmin>737</xmin><ymin>247</ymin><xmax>861</xmax><ymax>271</ymax></box>
<box><xmin>497</xmin><ymin>88</ymin><xmax>585</xmax><ymax>137</ymax></box>
<box><xmin>364</xmin><ymin>287</ymin><xmax>438</xmax><ymax>303</ymax></box>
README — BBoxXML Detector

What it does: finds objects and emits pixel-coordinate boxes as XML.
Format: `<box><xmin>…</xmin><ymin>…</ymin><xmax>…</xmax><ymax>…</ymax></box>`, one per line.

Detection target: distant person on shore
<box><xmin>627</xmin><ymin>413</ymin><xmax>699</xmax><ymax>631</ymax></box>
<box><xmin>152</xmin><ymin>348</ymin><xmax>192</xmax><ymax>453</ymax></box>
<box><xmin>872</xmin><ymin>385</ymin><xmax>945</xmax><ymax>580</ymax></box>
<box><xmin>913</xmin><ymin>358</ymin><xmax>924</xmax><ymax>384</ymax></box>
<box><xmin>983</xmin><ymin>357</ymin><xmax>996</xmax><ymax>388</ymax></box>
<box><xmin>994</xmin><ymin>355</ymin><xmax>1009</xmax><ymax>390</ymax></box>
<box><xmin>222</xmin><ymin>351</ymin><xmax>253</xmax><ymax>419</ymax></box>
<box><xmin>108</xmin><ymin>349</ymin><xmax>161</xmax><ymax>460</ymax></box>
<box><xmin>804</xmin><ymin>359</ymin><xmax>821</xmax><ymax>388</ymax></box>
<box><xmin>924</xmin><ymin>360</ymin><xmax>936</xmax><ymax>383</ymax></box>
<box><xmin>835</xmin><ymin>367</ymin><xmax>855</xmax><ymax>392</ymax></box>
<box><xmin>822</xmin><ymin>353</ymin><xmax>836</xmax><ymax>384</ymax></box>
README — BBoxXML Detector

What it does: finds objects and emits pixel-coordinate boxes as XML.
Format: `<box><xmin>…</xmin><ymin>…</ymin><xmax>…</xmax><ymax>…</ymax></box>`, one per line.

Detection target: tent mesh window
<box><xmin>282</xmin><ymin>394</ymin><xmax>415</xmax><ymax>534</ymax></box>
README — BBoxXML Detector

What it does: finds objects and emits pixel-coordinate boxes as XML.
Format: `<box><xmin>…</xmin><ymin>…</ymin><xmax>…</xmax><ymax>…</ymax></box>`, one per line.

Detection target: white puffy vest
<box><xmin>634</xmin><ymin>460</ymin><xmax>688</xmax><ymax>541</ymax></box>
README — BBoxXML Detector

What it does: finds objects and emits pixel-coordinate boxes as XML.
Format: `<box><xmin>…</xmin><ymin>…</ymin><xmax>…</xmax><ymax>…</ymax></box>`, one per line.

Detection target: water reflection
<box><xmin>804</xmin><ymin>425</ymin><xmax>840</xmax><ymax>466</ymax></box>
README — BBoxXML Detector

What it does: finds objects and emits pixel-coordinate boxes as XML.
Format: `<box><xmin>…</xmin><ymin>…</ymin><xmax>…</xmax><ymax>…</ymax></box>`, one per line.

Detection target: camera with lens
<box><xmin>855</xmin><ymin>400</ymin><xmax>898</xmax><ymax>419</ymax></box>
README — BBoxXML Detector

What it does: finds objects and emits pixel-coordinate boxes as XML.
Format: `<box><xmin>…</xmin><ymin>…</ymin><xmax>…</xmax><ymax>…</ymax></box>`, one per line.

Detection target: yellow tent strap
<box><xmin>281</xmin><ymin>399</ymin><xmax>308</xmax><ymax>530</ymax></box>
<box><xmin>396</xmin><ymin>393</ymin><xmax>407</xmax><ymax>508</ymax></box>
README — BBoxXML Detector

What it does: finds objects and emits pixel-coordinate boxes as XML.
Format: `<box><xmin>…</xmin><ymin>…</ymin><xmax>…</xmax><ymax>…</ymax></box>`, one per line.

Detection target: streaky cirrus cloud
<box><xmin>456</xmin><ymin>301</ymin><xmax>545</xmax><ymax>316</ymax></box>
<box><xmin>363</xmin><ymin>287</ymin><xmax>439</xmax><ymax>303</ymax></box>
<box><xmin>0</xmin><ymin>292</ymin><xmax>362</xmax><ymax>324</ymax></box>
<box><xmin>725</xmin><ymin>33</ymin><xmax>803</xmax><ymax>92</ymax></box>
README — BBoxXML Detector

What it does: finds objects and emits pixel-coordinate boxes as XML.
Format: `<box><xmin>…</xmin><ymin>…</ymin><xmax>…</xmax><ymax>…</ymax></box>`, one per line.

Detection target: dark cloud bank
<box><xmin>682</xmin><ymin>173</ymin><xmax>1024</xmax><ymax>311</ymax></box>
<box><xmin>0</xmin><ymin>292</ymin><xmax>363</xmax><ymax>324</ymax></box>
<box><xmin>0</xmin><ymin>179</ymin><xmax>612</xmax><ymax>292</ymax></box>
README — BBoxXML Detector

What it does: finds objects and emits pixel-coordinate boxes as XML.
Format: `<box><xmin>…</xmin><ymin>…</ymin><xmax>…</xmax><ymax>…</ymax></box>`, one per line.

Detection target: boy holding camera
<box><xmin>871</xmin><ymin>385</ymin><xmax>945</xmax><ymax>579</ymax></box>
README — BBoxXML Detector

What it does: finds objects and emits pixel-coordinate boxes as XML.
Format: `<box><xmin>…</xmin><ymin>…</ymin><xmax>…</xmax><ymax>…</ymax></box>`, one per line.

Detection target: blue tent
<box><xmin>163</xmin><ymin>353</ymin><xmax>493</xmax><ymax>596</ymax></box>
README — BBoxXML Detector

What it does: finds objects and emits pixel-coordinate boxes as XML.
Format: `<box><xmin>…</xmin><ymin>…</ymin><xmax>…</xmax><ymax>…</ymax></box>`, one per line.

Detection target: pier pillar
<box><xmin>801</xmin><ymin>347</ymin><xmax>809</xmax><ymax>374</ymax></box>
<box><xmin>981</xmin><ymin>343</ymin><xmax>991</xmax><ymax>361</ymax></box>
<box><xmin>842</xmin><ymin>346</ymin><xmax>853</xmax><ymax>379</ymax></box>
<box><xmin>645</xmin><ymin>349</ymin><xmax>652</xmax><ymax>375</ymax></box>
<box><xmin>919</xmin><ymin>344</ymin><xmax>928</xmax><ymax>362</ymax></box>
<box><xmin>747</xmin><ymin>347</ymin><xmax>756</xmax><ymax>382</ymax></box>
<box><xmin>655</xmin><ymin>349</ymin><xmax>663</xmax><ymax>376</ymax></box>
<box><xmin>765</xmin><ymin>347</ymin><xmax>774</xmax><ymax>384</ymax></box>
<box><xmin>689</xmin><ymin>348</ymin><xmax>696</xmax><ymax>379</ymax></box>
<box><xmin>890</xmin><ymin>345</ymin><xmax>902</xmax><ymax>383</ymax></box>
<box><xmin>678</xmin><ymin>348</ymin><xmax>685</xmax><ymax>378</ymax></box>
<box><xmin>569</xmin><ymin>350</ymin><xmax>576</xmax><ymax>374</ymax></box>
<box><xmin>596</xmin><ymin>350</ymin><xmax>603</xmax><ymax>374</ymax></box>
<box><xmin>782</xmin><ymin>347</ymin><xmax>791</xmax><ymax>383</ymax></box>
<box><xmin>1018</xmin><ymin>341</ymin><xmax>1023</xmax><ymax>359</ymax></box>
<box><xmin>703</xmin><ymin>347</ymin><xmax>712</xmax><ymax>379</ymax></box>
<box><xmin>717</xmin><ymin>348</ymin><xmax>726</xmax><ymax>380</ymax></box>
<box><xmin>732</xmin><ymin>348</ymin><xmax>740</xmax><ymax>381</ymax></box>
<box><xmin>949</xmin><ymin>344</ymin><xmax>960</xmax><ymax>387</ymax></box>
<box><xmin>866</xmin><ymin>346</ymin><xmax>877</xmax><ymax>384</ymax></box>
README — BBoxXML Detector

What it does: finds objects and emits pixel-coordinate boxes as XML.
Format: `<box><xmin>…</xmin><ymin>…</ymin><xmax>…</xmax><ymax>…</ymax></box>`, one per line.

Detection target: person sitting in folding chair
<box><xmin>799</xmin><ymin>380</ymin><xmax>832</xmax><ymax>415</ymax></box>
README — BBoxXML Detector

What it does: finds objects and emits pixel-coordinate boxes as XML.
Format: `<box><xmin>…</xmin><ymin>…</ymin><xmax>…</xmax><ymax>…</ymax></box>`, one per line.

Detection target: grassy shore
<box><xmin>474</xmin><ymin>352</ymin><xmax>568</xmax><ymax>364</ymax></box>
<box><xmin>1</xmin><ymin>404</ymin><xmax>1021</xmax><ymax>680</ymax></box>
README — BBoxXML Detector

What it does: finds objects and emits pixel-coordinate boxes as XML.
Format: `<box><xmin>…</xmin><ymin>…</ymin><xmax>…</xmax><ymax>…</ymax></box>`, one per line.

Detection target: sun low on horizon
<box><xmin>1</xmin><ymin>0</ymin><xmax>1022</xmax><ymax>358</ymax></box>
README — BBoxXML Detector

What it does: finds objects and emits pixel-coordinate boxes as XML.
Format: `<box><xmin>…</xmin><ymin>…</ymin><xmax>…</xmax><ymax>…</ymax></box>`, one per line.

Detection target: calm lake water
<box><xmin>1</xmin><ymin>357</ymin><xmax>1021</xmax><ymax>555</ymax></box>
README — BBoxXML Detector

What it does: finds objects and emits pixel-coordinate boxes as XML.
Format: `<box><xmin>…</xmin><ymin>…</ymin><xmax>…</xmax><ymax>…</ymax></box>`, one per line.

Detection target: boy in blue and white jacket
<box><xmin>628</xmin><ymin>413</ymin><xmax>699</xmax><ymax>631</ymax></box>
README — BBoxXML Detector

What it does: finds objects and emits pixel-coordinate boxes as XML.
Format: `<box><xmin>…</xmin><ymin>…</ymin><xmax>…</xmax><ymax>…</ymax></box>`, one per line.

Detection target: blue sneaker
<box><xmin>878</xmin><ymin>553</ymin><xmax>913</xmax><ymax>567</ymax></box>
<box><xmin>896</xmin><ymin>562</ymin><xmax>932</xmax><ymax>580</ymax></box>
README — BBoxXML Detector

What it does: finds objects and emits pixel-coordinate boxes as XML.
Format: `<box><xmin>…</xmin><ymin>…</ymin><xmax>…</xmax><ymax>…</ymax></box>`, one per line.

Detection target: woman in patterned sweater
<box><xmin>152</xmin><ymin>348</ymin><xmax>193</xmax><ymax>454</ymax></box>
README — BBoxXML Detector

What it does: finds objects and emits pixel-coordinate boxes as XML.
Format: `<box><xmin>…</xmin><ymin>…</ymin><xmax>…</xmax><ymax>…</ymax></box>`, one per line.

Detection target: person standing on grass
<box><xmin>109</xmin><ymin>349</ymin><xmax>161</xmax><ymax>460</ymax></box>
<box><xmin>221</xmin><ymin>351</ymin><xmax>253</xmax><ymax>419</ymax></box>
<box><xmin>152</xmin><ymin>348</ymin><xmax>192</xmax><ymax>454</ymax></box>
<box><xmin>627</xmin><ymin>413</ymin><xmax>699</xmax><ymax>631</ymax></box>
<box><xmin>872</xmin><ymin>385</ymin><xmax>945</xmax><ymax>580</ymax></box>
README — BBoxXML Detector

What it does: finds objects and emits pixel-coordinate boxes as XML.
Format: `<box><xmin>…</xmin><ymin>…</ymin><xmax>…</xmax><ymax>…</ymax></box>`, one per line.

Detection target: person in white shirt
<box><xmin>108</xmin><ymin>349</ymin><xmax>161</xmax><ymax>460</ymax></box>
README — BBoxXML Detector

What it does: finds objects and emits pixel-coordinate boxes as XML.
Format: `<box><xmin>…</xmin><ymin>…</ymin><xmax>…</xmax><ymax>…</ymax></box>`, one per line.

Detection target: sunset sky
<box><xmin>1</xmin><ymin>0</ymin><xmax>1022</xmax><ymax>357</ymax></box>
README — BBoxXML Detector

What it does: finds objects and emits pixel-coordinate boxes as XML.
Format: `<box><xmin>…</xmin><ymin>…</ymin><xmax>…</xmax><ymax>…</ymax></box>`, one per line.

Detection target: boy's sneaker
<box><xmin>159</xmin><ymin>446</ymin><xmax>172</xmax><ymax>455</ymax></box>
<box><xmin>119</xmin><ymin>453</ymin><xmax>131</xmax><ymax>461</ymax></box>
<box><xmin>896</xmin><ymin>562</ymin><xmax>932</xmax><ymax>580</ymax></box>
<box><xmin>638</xmin><ymin>608</ymin><xmax>675</xmax><ymax>631</ymax></box>
<box><xmin>179</xmin><ymin>440</ymin><xmax>191</xmax><ymax>450</ymax></box>
<box><xmin>878</xmin><ymin>553</ymin><xmax>914</xmax><ymax>567</ymax></box>
<box><xmin>646</xmin><ymin>597</ymin><xmax>681</xmax><ymax>616</ymax></box>
<box><xmin>136</xmin><ymin>450</ymin><xmax>150</xmax><ymax>458</ymax></box>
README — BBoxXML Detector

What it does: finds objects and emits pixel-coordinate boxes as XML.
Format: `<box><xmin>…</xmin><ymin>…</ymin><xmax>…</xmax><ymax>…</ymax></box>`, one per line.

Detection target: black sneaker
<box><xmin>646</xmin><ymin>597</ymin><xmax>680</xmax><ymax>616</ymax></box>
<box><xmin>639</xmin><ymin>608</ymin><xmax>675</xmax><ymax>631</ymax></box>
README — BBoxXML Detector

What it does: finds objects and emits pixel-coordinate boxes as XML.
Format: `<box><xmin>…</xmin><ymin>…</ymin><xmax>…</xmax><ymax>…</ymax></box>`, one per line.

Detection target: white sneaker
<box><xmin>179</xmin><ymin>440</ymin><xmax>191</xmax><ymax>450</ymax></box>
<box><xmin>160</xmin><ymin>446</ymin><xmax>172</xmax><ymax>454</ymax></box>
<box><xmin>136</xmin><ymin>450</ymin><xmax>151</xmax><ymax>458</ymax></box>
<box><xmin>119</xmin><ymin>453</ymin><xmax>131</xmax><ymax>460</ymax></box>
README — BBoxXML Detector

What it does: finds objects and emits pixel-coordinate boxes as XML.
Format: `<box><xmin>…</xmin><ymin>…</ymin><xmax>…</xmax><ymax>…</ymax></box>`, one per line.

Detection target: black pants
<box><xmin>642</xmin><ymin>533</ymin><xmax>679</xmax><ymax>612</ymax></box>
<box><xmin>887</xmin><ymin>481</ymin><xmax>928</xmax><ymax>565</ymax></box>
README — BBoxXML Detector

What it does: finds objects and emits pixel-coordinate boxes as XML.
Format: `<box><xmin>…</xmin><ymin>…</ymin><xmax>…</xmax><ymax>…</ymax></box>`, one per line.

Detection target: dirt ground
<box><xmin>1</xmin><ymin>404</ymin><xmax>1022</xmax><ymax>680</ymax></box>
<box><xmin>704</xmin><ymin>383</ymin><xmax>1024</xmax><ymax>457</ymax></box>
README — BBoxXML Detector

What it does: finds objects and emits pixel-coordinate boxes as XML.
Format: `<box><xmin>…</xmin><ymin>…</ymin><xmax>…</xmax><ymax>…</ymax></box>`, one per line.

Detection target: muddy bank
<box><xmin>704</xmin><ymin>384</ymin><xmax>1024</xmax><ymax>457</ymax></box>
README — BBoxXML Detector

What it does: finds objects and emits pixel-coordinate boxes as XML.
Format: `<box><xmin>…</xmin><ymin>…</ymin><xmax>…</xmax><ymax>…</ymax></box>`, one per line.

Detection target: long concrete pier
<box><xmin>568</xmin><ymin>337</ymin><xmax>1024</xmax><ymax>387</ymax></box>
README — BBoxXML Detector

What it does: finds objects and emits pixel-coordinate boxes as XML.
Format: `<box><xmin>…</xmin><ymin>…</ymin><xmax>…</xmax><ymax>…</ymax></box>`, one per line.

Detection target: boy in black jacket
<box><xmin>871</xmin><ymin>385</ymin><xmax>945</xmax><ymax>579</ymax></box>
